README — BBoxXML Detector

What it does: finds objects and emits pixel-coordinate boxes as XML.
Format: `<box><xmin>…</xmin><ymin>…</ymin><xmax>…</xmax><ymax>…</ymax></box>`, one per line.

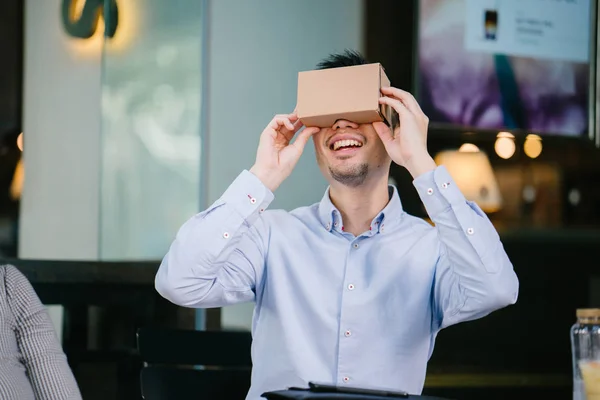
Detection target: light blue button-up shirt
<box><xmin>155</xmin><ymin>166</ymin><xmax>519</xmax><ymax>399</ymax></box>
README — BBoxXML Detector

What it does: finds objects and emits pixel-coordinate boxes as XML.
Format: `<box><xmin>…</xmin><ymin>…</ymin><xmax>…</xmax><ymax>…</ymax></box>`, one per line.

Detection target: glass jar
<box><xmin>571</xmin><ymin>308</ymin><xmax>600</xmax><ymax>400</ymax></box>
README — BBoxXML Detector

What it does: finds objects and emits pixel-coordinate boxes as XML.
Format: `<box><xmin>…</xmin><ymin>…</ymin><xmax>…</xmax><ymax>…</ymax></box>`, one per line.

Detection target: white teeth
<box><xmin>332</xmin><ymin>139</ymin><xmax>363</xmax><ymax>151</ymax></box>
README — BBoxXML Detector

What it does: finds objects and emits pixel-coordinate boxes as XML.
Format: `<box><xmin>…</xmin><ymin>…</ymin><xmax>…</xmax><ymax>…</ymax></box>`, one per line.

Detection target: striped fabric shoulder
<box><xmin>0</xmin><ymin>264</ymin><xmax>82</xmax><ymax>400</ymax></box>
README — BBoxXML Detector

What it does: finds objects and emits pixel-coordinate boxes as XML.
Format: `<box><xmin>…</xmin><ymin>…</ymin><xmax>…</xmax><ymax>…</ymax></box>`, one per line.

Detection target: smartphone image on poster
<box><xmin>484</xmin><ymin>9</ymin><xmax>498</xmax><ymax>40</ymax></box>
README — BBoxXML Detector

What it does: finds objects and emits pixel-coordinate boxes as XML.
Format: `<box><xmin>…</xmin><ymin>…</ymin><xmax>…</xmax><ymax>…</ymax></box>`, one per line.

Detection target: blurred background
<box><xmin>1</xmin><ymin>0</ymin><xmax>599</xmax><ymax>398</ymax></box>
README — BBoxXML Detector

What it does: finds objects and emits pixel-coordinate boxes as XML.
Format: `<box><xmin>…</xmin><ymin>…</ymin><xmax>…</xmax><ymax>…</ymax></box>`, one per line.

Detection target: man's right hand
<box><xmin>249</xmin><ymin>113</ymin><xmax>320</xmax><ymax>192</ymax></box>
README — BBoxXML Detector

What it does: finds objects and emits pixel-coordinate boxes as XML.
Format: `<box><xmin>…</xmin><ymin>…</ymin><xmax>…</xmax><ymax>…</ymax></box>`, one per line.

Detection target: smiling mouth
<box><xmin>330</xmin><ymin>139</ymin><xmax>364</xmax><ymax>151</ymax></box>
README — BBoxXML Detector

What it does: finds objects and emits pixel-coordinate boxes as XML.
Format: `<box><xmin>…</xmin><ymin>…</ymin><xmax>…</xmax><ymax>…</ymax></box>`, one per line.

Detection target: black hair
<box><xmin>316</xmin><ymin>49</ymin><xmax>369</xmax><ymax>70</ymax></box>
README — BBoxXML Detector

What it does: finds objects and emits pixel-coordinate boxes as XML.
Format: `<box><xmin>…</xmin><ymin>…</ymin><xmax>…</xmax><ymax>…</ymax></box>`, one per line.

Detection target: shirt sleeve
<box><xmin>5</xmin><ymin>265</ymin><xmax>82</xmax><ymax>400</ymax></box>
<box><xmin>413</xmin><ymin>166</ymin><xmax>519</xmax><ymax>330</ymax></box>
<box><xmin>155</xmin><ymin>170</ymin><xmax>274</xmax><ymax>308</ymax></box>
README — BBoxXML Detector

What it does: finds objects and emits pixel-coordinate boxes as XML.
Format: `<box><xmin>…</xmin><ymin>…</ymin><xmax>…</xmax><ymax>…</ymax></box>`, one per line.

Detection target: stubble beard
<box><xmin>329</xmin><ymin>163</ymin><xmax>369</xmax><ymax>188</ymax></box>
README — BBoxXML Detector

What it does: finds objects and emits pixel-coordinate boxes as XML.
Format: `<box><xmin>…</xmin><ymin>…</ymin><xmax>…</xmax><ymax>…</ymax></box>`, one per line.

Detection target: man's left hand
<box><xmin>373</xmin><ymin>87</ymin><xmax>437</xmax><ymax>178</ymax></box>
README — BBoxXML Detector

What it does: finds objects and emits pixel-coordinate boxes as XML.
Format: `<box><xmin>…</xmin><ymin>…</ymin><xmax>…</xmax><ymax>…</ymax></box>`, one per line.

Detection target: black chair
<box><xmin>137</xmin><ymin>328</ymin><xmax>253</xmax><ymax>400</ymax></box>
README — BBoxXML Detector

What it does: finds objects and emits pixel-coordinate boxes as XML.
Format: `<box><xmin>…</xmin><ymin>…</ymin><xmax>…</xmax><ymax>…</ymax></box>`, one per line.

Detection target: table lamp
<box><xmin>434</xmin><ymin>150</ymin><xmax>502</xmax><ymax>213</ymax></box>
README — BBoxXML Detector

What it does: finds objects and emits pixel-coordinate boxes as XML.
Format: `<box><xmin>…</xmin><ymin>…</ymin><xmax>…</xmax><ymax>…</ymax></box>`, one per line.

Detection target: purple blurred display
<box><xmin>417</xmin><ymin>0</ymin><xmax>590</xmax><ymax>136</ymax></box>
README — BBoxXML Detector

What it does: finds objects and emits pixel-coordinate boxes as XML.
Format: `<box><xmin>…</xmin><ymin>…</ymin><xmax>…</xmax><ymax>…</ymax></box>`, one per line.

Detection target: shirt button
<box><xmin>344</xmin><ymin>330</ymin><xmax>352</xmax><ymax>337</ymax></box>
<box><xmin>442</xmin><ymin>182</ymin><xmax>449</xmax><ymax>189</ymax></box>
<box><xmin>223</xmin><ymin>232</ymin><xmax>230</xmax><ymax>239</ymax></box>
<box><xmin>427</xmin><ymin>188</ymin><xmax>434</xmax><ymax>195</ymax></box>
<box><xmin>250</xmin><ymin>197</ymin><xmax>256</xmax><ymax>204</ymax></box>
<box><xmin>334</xmin><ymin>222</ymin><xmax>338</xmax><ymax>227</ymax></box>
<box><xmin>343</xmin><ymin>377</ymin><xmax>350</xmax><ymax>383</ymax></box>
<box><xmin>467</xmin><ymin>228</ymin><xmax>474</xmax><ymax>235</ymax></box>
<box><xmin>326</xmin><ymin>223</ymin><xmax>330</xmax><ymax>230</ymax></box>
<box><xmin>260</xmin><ymin>208</ymin><xmax>264</xmax><ymax>213</ymax></box>
<box><xmin>353</xmin><ymin>243</ymin><xmax>359</xmax><ymax>249</ymax></box>
<box><xmin>348</xmin><ymin>284</ymin><xmax>355</xmax><ymax>291</ymax></box>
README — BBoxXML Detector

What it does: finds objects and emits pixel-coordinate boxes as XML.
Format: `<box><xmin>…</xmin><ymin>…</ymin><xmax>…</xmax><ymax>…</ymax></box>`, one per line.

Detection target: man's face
<box><xmin>312</xmin><ymin>119</ymin><xmax>391</xmax><ymax>187</ymax></box>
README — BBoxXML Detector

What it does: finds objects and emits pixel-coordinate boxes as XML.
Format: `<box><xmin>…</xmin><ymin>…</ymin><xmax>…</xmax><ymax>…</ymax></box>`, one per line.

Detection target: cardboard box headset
<box><xmin>297</xmin><ymin>63</ymin><xmax>396</xmax><ymax>128</ymax></box>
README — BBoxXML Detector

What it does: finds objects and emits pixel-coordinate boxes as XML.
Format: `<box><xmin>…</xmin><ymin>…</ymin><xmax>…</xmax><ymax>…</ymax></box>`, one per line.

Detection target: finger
<box><xmin>270</xmin><ymin>116</ymin><xmax>295</xmax><ymax>132</ymax></box>
<box><xmin>291</xmin><ymin>127</ymin><xmax>320</xmax><ymax>152</ymax></box>
<box><xmin>282</xmin><ymin>113</ymin><xmax>300</xmax><ymax>130</ymax></box>
<box><xmin>282</xmin><ymin>116</ymin><xmax>304</xmax><ymax>140</ymax></box>
<box><xmin>372</xmin><ymin>121</ymin><xmax>394</xmax><ymax>145</ymax></box>
<box><xmin>291</xmin><ymin>118</ymin><xmax>304</xmax><ymax>132</ymax></box>
<box><xmin>281</xmin><ymin>117</ymin><xmax>296</xmax><ymax>131</ymax></box>
<box><xmin>268</xmin><ymin>118</ymin><xmax>281</xmax><ymax>130</ymax></box>
<box><xmin>381</xmin><ymin>87</ymin><xmax>423</xmax><ymax>116</ymax></box>
<box><xmin>270</xmin><ymin>113</ymin><xmax>297</xmax><ymax>124</ymax></box>
<box><xmin>379</xmin><ymin>96</ymin><xmax>412</xmax><ymax>121</ymax></box>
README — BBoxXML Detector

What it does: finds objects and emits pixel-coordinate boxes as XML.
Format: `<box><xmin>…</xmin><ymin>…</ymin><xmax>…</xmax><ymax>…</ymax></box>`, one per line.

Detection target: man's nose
<box><xmin>332</xmin><ymin>119</ymin><xmax>359</xmax><ymax>130</ymax></box>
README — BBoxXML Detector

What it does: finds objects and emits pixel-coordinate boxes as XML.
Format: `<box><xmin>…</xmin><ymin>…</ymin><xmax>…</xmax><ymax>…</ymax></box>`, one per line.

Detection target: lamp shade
<box><xmin>434</xmin><ymin>150</ymin><xmax>502</xmax><ymax>213</ymax></box>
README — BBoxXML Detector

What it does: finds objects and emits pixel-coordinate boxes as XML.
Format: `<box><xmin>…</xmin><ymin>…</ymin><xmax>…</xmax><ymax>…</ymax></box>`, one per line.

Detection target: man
<box><xmin>155</xmin><ymin>50</ymin><xmax>519</xmax><ymax>399</ymax></box>
<box><xmin>0</xmin><ymin>264</ymin><xmax>82</xmax><ymax>399</ymax></box>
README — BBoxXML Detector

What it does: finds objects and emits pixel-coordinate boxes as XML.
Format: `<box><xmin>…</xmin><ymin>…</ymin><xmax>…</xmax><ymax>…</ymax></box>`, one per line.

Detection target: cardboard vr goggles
<box><xmin>296</xmin><ymin>63</ymin><xmax>395</xmax><ymax>128</ymax></box>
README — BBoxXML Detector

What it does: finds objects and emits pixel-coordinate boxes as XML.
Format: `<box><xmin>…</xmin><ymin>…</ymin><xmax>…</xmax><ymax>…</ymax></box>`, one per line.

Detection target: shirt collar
<box><xmin>318</xmin><ymin>185</ymin><xmax>403</xmax><ymax>235</ymax></box>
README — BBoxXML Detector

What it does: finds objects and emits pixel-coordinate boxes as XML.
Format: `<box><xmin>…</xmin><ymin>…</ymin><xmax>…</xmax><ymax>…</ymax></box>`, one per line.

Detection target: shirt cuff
<box><xmin>220</xmin><ymin>170</ymin><xmax>275</xmax><ymax>225</ymax></box>
<box><xmin>413</xmin><ymin>165</ymin><xmax>467</xmax><ymax>218</ymax></box>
